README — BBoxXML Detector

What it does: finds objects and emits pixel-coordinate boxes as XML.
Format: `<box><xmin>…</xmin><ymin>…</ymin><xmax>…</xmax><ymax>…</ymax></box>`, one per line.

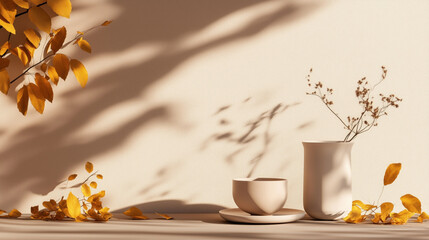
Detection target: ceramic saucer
<box><xmin>219</xmin><ymin>208</ymin><xmax>305</xmax><ymax>224</ymax></box>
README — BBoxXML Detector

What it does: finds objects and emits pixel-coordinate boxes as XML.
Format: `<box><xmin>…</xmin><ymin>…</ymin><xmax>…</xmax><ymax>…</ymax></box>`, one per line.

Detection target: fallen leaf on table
<box><xmin>400</xmin><ymin>194</ymin><xmax>421</xmax><ymax>214</ymax></box>
<box><xmin>155</xmin><ymin>212</ymin><xmax>173</xmax><ymax>220</ymax></box>
<box><xmin>123</xmin><ymin>207</ymin><xmax>148</xmax><ymax>220</ymax></box>
<box><xmin>7</xmin><ymin>209</ymin><xmax>21</xmax><ymax>218</ymax></box>
<box><xmin>391</xmin><ymin>210</ymin><xmax>414</xmax><ymax>225</ymax></box>
<box><xmin>66</xmin><ymin>192</ymin><xmax>81</xmax><ymax>219</ymax></box>
<box><xmin>417</xmin><ymin>212</ymin><xmax>429</xmax><ymax>223</ymax></box>
<box><xmin>380</xmin><ymin>202</ymin><xmax>394</xmax><ymax>222</ymax></box>
<box><xmin>372</xmin><ymin>213</ymin><xmax>381</xmax><ymax>223</ymax></box>
<box><xmin>344</xmin><ymin>206</ymin><xmax>364</xmax><ymax>223</ymax></box>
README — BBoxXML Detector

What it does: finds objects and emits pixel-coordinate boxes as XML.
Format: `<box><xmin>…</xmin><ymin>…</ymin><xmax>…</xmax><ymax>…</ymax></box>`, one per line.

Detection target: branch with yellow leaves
<box><xmin>0</xmin><ymin>0</ymin><xmax>111</xmax><ymax>116</ymax></box>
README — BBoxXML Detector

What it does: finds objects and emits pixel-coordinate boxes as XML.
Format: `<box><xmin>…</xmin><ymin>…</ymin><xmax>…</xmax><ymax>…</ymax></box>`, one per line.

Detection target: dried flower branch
<box><xmin>306</xmin><ymin>67</ymin><xmax>402</xmax><ymax>142</ymax></box>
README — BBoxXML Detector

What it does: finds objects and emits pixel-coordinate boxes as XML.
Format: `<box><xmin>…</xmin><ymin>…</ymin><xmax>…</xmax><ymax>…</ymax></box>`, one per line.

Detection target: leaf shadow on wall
<box><xmin>0</xmin><ymin>0</ymin><xmax>322</xmax><ymax>210</ymax></box>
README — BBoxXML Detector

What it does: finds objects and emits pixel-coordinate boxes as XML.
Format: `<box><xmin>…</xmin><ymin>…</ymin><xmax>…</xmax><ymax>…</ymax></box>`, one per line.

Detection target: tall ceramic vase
<box><xmin>303</xmin><ymin>141</ymin><xmax>353</xmax><ymax>220</ymax></box>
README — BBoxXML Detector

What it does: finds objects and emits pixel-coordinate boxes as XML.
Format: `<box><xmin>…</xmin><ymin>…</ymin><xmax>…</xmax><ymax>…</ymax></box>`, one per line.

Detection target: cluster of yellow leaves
<box><xmin>27</xmin><ymin>161</ymin><xmax>111</xmax><ymax>222</ymax></box>
<box><xmin>123</xmin><ymin>207</ymin><xmax>173</xmax><ymax>220</ymax></box>
<box><xmin>344</xmin><ymin>163</ymin><xmax>429</xmax><ymax>224</ymax></box>
<box><xmin>0</xmin><ymin>0</ymin><xmax>111</xmax><ymax>115</ymax></box>
<box><xmin>0</xmin><ymin>160</ymin><xmax>174</xmax><ymax>223</ymax></box>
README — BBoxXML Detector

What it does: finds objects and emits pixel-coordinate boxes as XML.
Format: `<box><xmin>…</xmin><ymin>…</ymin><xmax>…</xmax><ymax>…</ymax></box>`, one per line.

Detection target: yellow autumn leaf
<box><xmin>47</xmin><ymin>0</ymin><xmax>71</xmax><ymax>18</ymax></box>
<box><xmin>90</xmin><ymin>181</ymin><xmax>97</xmax><ymax>189</ymax></box>
<box><xmin>28</xmin><ymin>83</ymin><xmax>45</xmax><ymax>114</ymax></box>
<box><xmin>0</xmin><ymin>209</ymin><xmax>5</xmax><ymax>215</ymax></box>
<box><xmin>0</xmin><ymin>18</ymin><xmax>15</xmax><ymax>34</ymax></box>
<box><xmin>343</xmin><ymin>205</ymin><xmax>364</xmax><ymax>223</ymax></box>
<box><xmin>8</xmin><ymin>209</ymin><xmax>21</xmax><ymax>218</ymax></box>
<box><xmin>417</xmin><ymin>212</ymin><xmax>429</xmax><ymax>223</ymax></box>
<box><xmin>77</xmin><ymin>38</ymin><xmax>91</xmax><ymax>53</ymax></box>
<box><xmin>66</xmin><ymin>192</ymin><xmax>81</xmax><ymax>219</ymax></box>
<box><xmin>51</xmin><ymin>26</ymin><xmax>66</xmax><ymax>54</ymax></box>
<box><xmin>0</xmin><ymin>58</ymin><xmax>9</xmax><ymax>69</ymax></box>
<box><xmin>88</xmin><ymin>190</ymin><xmax>105</xmax><ymax>203</ymax></box>
<box><xmin>0</xmin><ymin>68</ymin><xmax>9</xmax><ymax>94</ymax></box>
<box><xmin>35</xmin><ymin>73</ymin><xmax>53</xmax><ymax>102</ymax></box>
<box><xmin>24</xmin><ymin>28</ymin><xmax>41</xmax><ymax>48</ymax></box>
<box><xmin>68</xmin><ymin>174</ymin><xmax>77</xmax><ymax>181</ymax></box>
<box><xmin>52</xmin><ymin>53</ymin><xmax>69</xmax><ymax>80</ymax></box>
<box><xmin>372</xmin><ymin>213</ymin><xmax>381</xmax><ymax>224</ymax></box>
<box><xmin>400</xmin><ymin>194</ymin><xmax>421</xmax><ymax>214</ymax></box>
<box><xmin>0</xmin><ymin>0</ymin><xmax>17</xmax><ymax>34</ymax></box>
<box><xmin>42</xmin><ymin>200</ymin><xmax>56</xmax><ymax>211</ymax></box>
<box><xmin>0</xmin><ymin>41</ymin><xmax>9</xmax><ymax>55</ymax></box>
<box><xmin>13</xmin><ymin>0</ymin><xmax>29</xmax><ymax>9</ymax></box>
<box><xmin>0</xmin><ymin>0</ymin><xmax>17</xmax><ymax>22</ymax></box>
<box><xmin>155</xmin><ymin>212</ymin><xmax>173</xmax><ymax>220</ymax></box>
<box><xmin>123</xmin><ymin>207</ymin><xmax>148</xmax><ymax>220</ymax></box>
<box><xmin>70</xmin><ymin>59</ymin><xmax>88</xmax><ymax>87</ymax></box>
<box><xmin>28</xmin><ymin>6</ymin><xmax>51</xmax><ymax>34</ymax></box>
<box><xmin>17</xmin><ymin>85</ymin><xmax>29</xmax><ymax>115</ymax></box>
<box><xmin>30</xmin><ymin>205</ymin><xmax>39</xmax><ymax>214</ymax></box>
<box><xmin>91</xmin><ymin>199</ymin><xmax>103</xmax><ymax>211</ymax></box>
<box><xmin>40</xmin><ymin>62</ymin><xmax>47</xmax><ymax>72</ymax></box>
<box><xmin>24</xmin><ymin>41</ymin><xmax>35</xmax><ymax>58</ymax></box>
<box><xmin>352</xmin><ymin>200</ymin><xmax>376</xmax><ymax>211</ymax></box>
<box><xmin>47</xmin><ymin>65</ymin><xmax>59</xmax><ymax>85</ymax></box>
<box><xmin>380</xmin><ymin>202</ymin><xmax>394</xmax><ymax>222</ymax></box>
<box><xmin>384</xmin><ymin>163</ymin><xmax>401</xmax><ymax>186</ymax></box>
<box><xmin>81</xmin><ymin>183</ymin><xmax>91</xmax><ymax>197</ymax></box>
<box><xmin>75</xmin><ymin>214</ymin><xmax>87</xmax><ymax>222</ymax></box>
<box><xmin>391</xmin><ymin>209</ymin><xmax>414</xmax><ymax>225</ymax></box>
<box><xmin>99</xmin><ymin>207</ymin><xmax>109</xmax><ymax>214</ymax></box>
<box><xmin>85</xmin><ymin>161</ymin><xmax>93</xmax><ymax>173</ymax></box>
<box><xmin>96</xmin><ymin>174</ymin><xmax>103</xmax><ymax>179</ymax></box>
<box><xmin>87</xmin><ymin>208</ymin><xmax>101</xmax><ymax>220</ymax></box>
<box><xmin>10</xmin><ymin>46</ymin><xmax>31</xmax><ymax>65</ymax></box>
<box><xmin>77</xmin><ymin>30</ymin><xmax>83</xmax><ymax>35</ymax></box>
<box><xmin>101</xmin><ymin>20</ymin><xmax>112</xmax><ymax>26</ymax></box>
<box><xmin>53</xmin><ymin>211</ymin><xmax>65</xmax><ymax>220</ymax></box>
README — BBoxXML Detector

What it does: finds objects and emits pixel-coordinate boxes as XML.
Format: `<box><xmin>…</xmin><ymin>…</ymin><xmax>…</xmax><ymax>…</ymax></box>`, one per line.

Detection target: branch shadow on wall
<box><xmin>202</xmin><ymin>101</ymin><xmax>302</xmax><ymax>177</ymax></box>
<box><xmin>0</xmin><ymin>0</ymin><xmax>322</xmax><ymax>210</ymax></box>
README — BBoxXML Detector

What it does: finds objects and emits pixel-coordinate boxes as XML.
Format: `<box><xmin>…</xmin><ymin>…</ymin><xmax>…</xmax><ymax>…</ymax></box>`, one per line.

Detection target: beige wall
<box><xmin>0</xmin><ymin>0</ymin><xmax>428</xmax><ymax>213</ymax></box>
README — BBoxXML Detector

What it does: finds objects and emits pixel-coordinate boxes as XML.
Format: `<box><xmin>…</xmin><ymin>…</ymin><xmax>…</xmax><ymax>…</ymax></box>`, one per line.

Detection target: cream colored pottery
<box><xmin>219</xmin><ymin>208</ymin><xmax>305</xmax><ymax>224</ymax></box>
<box><xmin>232</xmin><ymin>178</ymin><xmax>287</xmax><ymax>215</ymax></box>
<box><xmin>303</xmin><ymin>141</ymin><xmax>353</xmax><ymax>220</ymax></box>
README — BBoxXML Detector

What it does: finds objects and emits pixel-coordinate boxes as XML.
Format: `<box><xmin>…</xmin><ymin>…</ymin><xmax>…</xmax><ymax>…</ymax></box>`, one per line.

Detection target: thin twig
<box><xmin>15</xmin><ymin>2</ymin><xmax>47</xmax><ymax>18</ymax></box>
<box><xmin>9</xmin><ymin>53</ymin><xmax>53</xmax><ymax>84</ymax></box>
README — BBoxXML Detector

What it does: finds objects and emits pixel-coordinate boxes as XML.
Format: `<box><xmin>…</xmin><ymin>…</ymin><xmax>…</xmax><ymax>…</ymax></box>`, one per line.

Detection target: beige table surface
<box><xmin>0</xmin><ymin>213</ymin><xmax>428</xmax><ymax>240</ymax></box>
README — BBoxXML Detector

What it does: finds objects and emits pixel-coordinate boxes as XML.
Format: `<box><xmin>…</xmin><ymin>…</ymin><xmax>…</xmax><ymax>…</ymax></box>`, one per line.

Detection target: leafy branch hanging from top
<box><xmin>0</xmin><ymin>0</ymin><xmax>111</xmax><ymax>116</ymax></box>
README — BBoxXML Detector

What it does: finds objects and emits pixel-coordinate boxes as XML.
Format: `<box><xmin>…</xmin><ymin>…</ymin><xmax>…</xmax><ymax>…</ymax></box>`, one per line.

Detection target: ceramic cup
<box><xmin>233</xmin><ymin>178</ymin><xmax>288</xmax><ymax>215</ymax></box>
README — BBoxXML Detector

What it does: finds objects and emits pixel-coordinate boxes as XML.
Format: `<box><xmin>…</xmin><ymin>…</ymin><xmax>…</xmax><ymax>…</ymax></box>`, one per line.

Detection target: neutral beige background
<box><xmin>0</xmin><ymin>0</ymin><xmax>428</xmax><ymax>213</ymax></box>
